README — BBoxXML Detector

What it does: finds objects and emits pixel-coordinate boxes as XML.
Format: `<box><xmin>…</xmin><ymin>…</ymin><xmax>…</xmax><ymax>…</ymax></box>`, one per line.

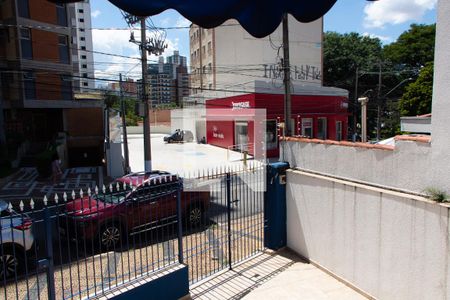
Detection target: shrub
<box><xmin>424</xmin><ymin>187</ymin><xmax>449</xmax><ymax>203</ymax></box>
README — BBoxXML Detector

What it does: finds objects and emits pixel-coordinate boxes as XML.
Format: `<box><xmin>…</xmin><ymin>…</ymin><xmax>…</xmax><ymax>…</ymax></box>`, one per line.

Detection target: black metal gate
<box><xmin>181</xmin><ymin>163</ymin><xmax>265</xmax><ymax>283</ymax></box>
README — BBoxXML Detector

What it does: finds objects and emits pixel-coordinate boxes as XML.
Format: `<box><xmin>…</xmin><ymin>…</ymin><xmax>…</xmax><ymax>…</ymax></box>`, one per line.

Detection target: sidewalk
<box><xmin>0</xmin><ymin>166</ymin><xmax>102</xmax><ymax>208</ymax></box>
<box><xmin>189</xmin><ymin>249</ymin><xmax>367</xmax><ymax>300</ymax></box>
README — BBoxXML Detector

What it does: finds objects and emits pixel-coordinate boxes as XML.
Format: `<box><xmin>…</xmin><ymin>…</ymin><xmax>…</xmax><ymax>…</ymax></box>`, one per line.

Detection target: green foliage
<box><xmin>399</xmin><ymin>63</ymin><xmax>434</xmax><ymax>116</ymax></box>
<box><xmin>323</xmin><ymin>32</ymin><xmax>382</xmax><ymax>90</ymax></box>
<box><xmin>383</xmin><ymin>24</ymin><xmax>436</xmax><ymax>69</ymax></box>
<box><xmin>323</xmin><ymin>23</ymin><xmax>436</xmax><ymax>139</ymax></box>
<box><xmin>125</xmin><ymin>113</ymin><xmax>140</xmax><ymax>126</ymax></box>
<box><xmin>424</xmin><ymin>187</ymin><xmax>449</xmax><ymax>203</ymax></box>
<box><xmin>154</xmin><ymin>103</ymin><xmax>179</xmax><ymax>110</ymax></box>
<box><xmin>103</xmin><ymin>91</ymin><xmax>120</xmax><ymax>108</ymax></box>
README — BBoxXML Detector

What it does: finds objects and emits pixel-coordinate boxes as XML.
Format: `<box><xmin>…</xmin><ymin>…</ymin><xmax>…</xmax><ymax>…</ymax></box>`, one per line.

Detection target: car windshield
<box><xmin>93</xmin><ymin>191</ymin><xmax>129</xmax><ymax>204</ymax></box>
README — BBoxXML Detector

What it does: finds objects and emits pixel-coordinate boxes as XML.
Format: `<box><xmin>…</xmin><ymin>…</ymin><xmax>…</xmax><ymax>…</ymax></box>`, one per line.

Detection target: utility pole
<box><xmin>125</xmin><ymin>12</ymin><xmax>167</xmax><ymax>172</ymax></box>
<box><xmin>119</xmin><ymin>73</ymin><xmax>130</xmax><ymax>174</ymax></box>
<box><xmin>140</xmin><ymin>17</ymin><xmax>152</xmax><ymax>172</ymax></box>
<box><xmin>353</xmin><ymin>66</ymin><xmax>359</xmax><ymax>141</ymax></box>
<box><xmin>376</xmin><ymin>61</ymin><xmax>382</xmax><ymax>141</ymax></box>
<box><xmin>199</xmin><ymin>26</ymin><xmax>203</xmax><ymax>91</ymax></box>
<box><xmin>282</xmin><ymin>13</ymin><xmax>292</xmax><ymax>137</ymax></box>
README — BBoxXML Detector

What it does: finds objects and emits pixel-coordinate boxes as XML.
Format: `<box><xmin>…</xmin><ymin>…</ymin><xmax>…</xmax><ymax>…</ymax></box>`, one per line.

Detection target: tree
<box><xmin>323</xmin><ymin>32</ymin><xmax>382</xmax><ymax>91</ymax></box>
<box><xmin>383</xmin><ymin>24</ymin><xmax>436</xmax><ymax>69</ymax></box>
<box><xmin>399</xmin><ymin>62</ymin><xmax>433</xmax><ymax>117</ymax></box>
<box><xmin>323</xmin><ymin>32</ymin><xmax>383</xmax><ymax>138</ymax></box>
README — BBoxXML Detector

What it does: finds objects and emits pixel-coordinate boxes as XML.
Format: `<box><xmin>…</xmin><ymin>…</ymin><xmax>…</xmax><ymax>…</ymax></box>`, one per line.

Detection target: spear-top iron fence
<box><xmin>0</xmin><ymin>163</ymin><xmax>266</xmax><ymax>299</ymax></box>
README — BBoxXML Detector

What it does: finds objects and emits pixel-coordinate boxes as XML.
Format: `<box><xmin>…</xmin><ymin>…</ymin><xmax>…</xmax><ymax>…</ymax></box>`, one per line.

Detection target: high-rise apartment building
<box><xmin>0</xmin><ymin>0</ymin><xmax>103</xmax><ymax>167</ymax></box>
<box><xmin>189</xmin><ymin>16</ymin><xmax>323</xmax><ymax>94</ymax></box>
<box><xmin>141</xmin><ymin>51</ymin><xmax>189</xmax><ymax>107</ymax></box>
<box><xmin>71</xmin><ymin>0</ymin><xmax>95</xmax><ymax>92</ymax></box>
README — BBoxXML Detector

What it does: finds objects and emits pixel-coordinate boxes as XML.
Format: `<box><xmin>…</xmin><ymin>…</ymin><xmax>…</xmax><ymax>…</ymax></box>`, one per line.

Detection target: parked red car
<box><xmin>61</xmin><ymin>171</ymin><xmax>210</xmax><ymax>248</ymax></box>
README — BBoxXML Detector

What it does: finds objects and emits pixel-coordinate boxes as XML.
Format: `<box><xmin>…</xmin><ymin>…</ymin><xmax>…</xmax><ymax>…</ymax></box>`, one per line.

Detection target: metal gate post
<box><xmin>226</xmin><ymin>172</ymin><xmax>232</xmax><ymax>270</ymax></box>
<box><xmin>41</xmin><ymin>207</ymin><xmax>56</xmax><ymax>300</ymax></box>
<box><xmin>177</xmin><ymin>181</ymin><xmax>184</xmax><ymax>264</ymax></box>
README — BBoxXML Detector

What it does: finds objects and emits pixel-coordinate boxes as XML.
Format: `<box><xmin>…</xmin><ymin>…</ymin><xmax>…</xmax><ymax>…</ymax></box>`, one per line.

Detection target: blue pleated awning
<box><xmin>50</xmin><ymin>0</ymin><xmax>339</xmax><ymax>38</ymax></box>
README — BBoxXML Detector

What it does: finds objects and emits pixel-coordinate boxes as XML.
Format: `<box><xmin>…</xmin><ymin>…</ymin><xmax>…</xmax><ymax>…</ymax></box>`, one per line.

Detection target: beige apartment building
<box><xmin>189</xmin><ymin>16</ymin><xmax>323</xmax><ymax>95</ymax></box>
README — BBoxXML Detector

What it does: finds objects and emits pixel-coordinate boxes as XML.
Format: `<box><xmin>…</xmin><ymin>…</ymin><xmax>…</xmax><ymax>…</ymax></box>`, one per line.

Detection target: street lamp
<box><xmin>358</xmin><ymin>97</ymin><xmax>369</xmax><ymax>142</ymax></box>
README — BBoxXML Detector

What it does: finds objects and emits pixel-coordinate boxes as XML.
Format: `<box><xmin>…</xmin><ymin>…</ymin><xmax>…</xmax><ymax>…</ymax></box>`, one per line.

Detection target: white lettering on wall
<box><xmin>263</xmin><ymin>64</ymin><xmax>321</xmax><ymax>82</ymax></box>
<box><xmin>231</xmin><ymin>101</ymin><xmax>250</xmax><ymax>110</ymax></box>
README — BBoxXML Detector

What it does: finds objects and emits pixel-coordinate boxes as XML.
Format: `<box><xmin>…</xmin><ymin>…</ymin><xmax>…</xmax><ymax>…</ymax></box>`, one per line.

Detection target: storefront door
<box><xmin>235</xmin><ymin>121</ymin><xmax>248</xmax><ymax>151</ymax></box>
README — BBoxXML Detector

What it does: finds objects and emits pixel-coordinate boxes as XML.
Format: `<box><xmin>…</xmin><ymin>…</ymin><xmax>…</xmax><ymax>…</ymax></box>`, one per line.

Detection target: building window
<box><xmin>56</xmin><ymin>3</ymin><xmax>67</xmax><ymax>26</ymax></box>
<box><xmin>336</xmin><ymin>121</ymin><xmax>342</xmax><ymax>141</ymax></box>
<box><xmin>301</xmin><ymin>118</ymin><xmax>313</xmax><ymax>138</ymax></box>
<box><xmin>82</xmin><ymin>73</ymin><xmax>88</xmax><ymax>78</ymax></box>
<box><xmin>23</xmin><ymin>71</ymin><xmax>35</xmax><ymax>100</ymax></box>
<box><xmin>79</xmin><ymin>18</ymin><xmax>84</xmax><ymax>23</ymax></box>
<box><xmin>80</xmin><ymin>37</ymin><xmax>85</xmax><ymax>41</ymax></box>
<box><xmin>202</xmin><ymin>45</ymin><xmax>206</xmax><ymax>55</ymax></box>
<box><xmin>58</xmin><ymin>35</ymin><xmax>69</xmax><ymax>64</ymax></box>
<box><xmin>20</xmin><ymin>28</ymin><xmax>32</xmax><ymax>59</ymax></box>
<box><xmin>208</xmin><ymin>63</ymin><xmax>212</xmax><ymax>72</ymax></box>
<box><xmin>61</xmin><ymin>75</ymin><xmax>72</xmax><ymax>100</ymax></box>
<box><xmin>83</xmin><ymin>82</ymin><xmax>88</xmax><ymax>87</ymax></box>
<box><xmin>17</xmin><ymin>0</ymin><xmax>30</xmax><ymax>18</ymax></box>
<box><xmin>78</xmin><ymin>9</ymin><xmax>84</xmax><ymax>13</ymax></box>
<box><xmin>82</xmin><ymin>64</ymin><xmax>87</xmax><ymax>68</ymax></box>
<box><xmin>317</xmin><ymin>117</ymin><xmax>327</xmax><ymax>140</ymax></box>
<box><xmin>81</xmin><ymin>55</ymin><xmax>87</xmax><ymax>59</ymax></box>
<box><xmin>80</xmin><ymin>28</ymin><xmax>85</xmax><ymax>32</ymax></box>
<box><xmin>81</xmin><ymin>46</ymin><xmax>86</xmax><ymax>50</ymax></box>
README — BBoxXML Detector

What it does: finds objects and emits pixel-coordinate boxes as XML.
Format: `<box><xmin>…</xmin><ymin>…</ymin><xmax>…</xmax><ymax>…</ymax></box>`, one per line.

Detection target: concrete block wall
<box><xmin>286</xmin><ymin>169</ymin><xmax>450</xmax><ymax>300</ymax></box>
<box><xmin>282</xmin><ymin>139</ymin><xmax>433</xmax><ymax>194</ymax></box>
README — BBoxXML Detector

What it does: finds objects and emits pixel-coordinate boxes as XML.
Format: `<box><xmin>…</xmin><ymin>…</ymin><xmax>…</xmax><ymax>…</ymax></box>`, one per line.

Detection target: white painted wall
<box><xmin>287</xmin><ymin>169</ymin><xmax>450</xmax><ymax>300</ymax></box>
<box><xmin>282</xmin><ymin>140</ymin><xmax>433</xmax><ymax>193</ymax></box>
<box><xmin>214</xmin><ymin>16</ymin><xmax>322</xmax><ymax>88</ymax></box>
<box><xmin>171</xmin><ymin>108</ymin><xmax>206</xmax><ymax>141</ymax></box>
<box><xmin>431</xmin><ymin>0</ymin><xmax>450</xmax><ymax>190</ymax></box>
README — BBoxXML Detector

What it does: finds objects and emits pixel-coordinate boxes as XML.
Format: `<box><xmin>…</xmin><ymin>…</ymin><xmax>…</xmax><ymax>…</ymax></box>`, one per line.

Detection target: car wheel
<box><xmin>0</xmin><ymin>249</ymin><xmax>23</xmax><ymax>279</ymax></box>
<box><xmin>187</xmin><ymin>205</ymin><xmax>204</xmax><ymax>227</ymax></box>
<box><xmin>100</xmin><ymin>224</ymin><xmax>122</xmax><ymax>249</ymax></box>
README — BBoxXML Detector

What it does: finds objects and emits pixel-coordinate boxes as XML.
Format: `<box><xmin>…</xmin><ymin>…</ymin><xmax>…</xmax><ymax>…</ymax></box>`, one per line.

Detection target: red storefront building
<box><xmin>205</xmin><ymin>82</ymin><xmax>349</xmax><ymax>158</ymax></box>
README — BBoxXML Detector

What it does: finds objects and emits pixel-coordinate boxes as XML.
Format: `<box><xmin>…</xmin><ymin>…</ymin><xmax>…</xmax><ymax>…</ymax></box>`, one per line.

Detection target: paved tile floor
<box><xmin>189</xmin><ymin>249</ymin><xmax>367</xmax><ymax>300</ymax></box>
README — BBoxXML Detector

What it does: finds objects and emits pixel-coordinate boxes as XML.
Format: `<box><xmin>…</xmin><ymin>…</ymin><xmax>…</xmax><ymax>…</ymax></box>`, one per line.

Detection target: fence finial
<box><xmin>88</xmin><ymin>187</ymin><xmax>92</xmax><ymax>197</ymax></box>
<box><xmin>19</xmin><ymin>200</ymin><xmax>24</xmax><ymax>212</ymax></box>
<box><xmin>63</xmin><ymin>192</ymin><xmax>68</xmax><ymax>202</ymax></box>
<box><xmin>116</xmin><ymin>182</ymin><xmax>120</xmax><ymax>191</ymax></box>
<box><xmin>102</xmin><ymin>185</ymin><xmax>106</xmax><ymax>194</ymax></box>
<box><xmin>43</xmin><ymin>195</ymin><xmax>48</xmax><ymax>206</ymax></box>
<box><xmin>71</xmin><ymin>190</ymin><xmax>76</xmax><ymax>200</ymax></box>
<box><xmin>109</xmin><ymin>184</ymin><xmax>113</xmax><ymax>193</ymax></box>
<box><xmin>95</xmin><ymin>186</ymin><xmax>99</xmax><ymax>195</ymax></box>
<box><xmin>54</xmin><ymin>193</ymin><xmax>59</xmax><ymax>204</ymax></box>
<box><xmin>30</xmin><ymin>198</ymin><xmax>35</xmax><ymax>210</ymax></box>
<box><xmin>80</xmin><ymin>188</ymin><xmax>84</xmax><ymax>198</ymax></box>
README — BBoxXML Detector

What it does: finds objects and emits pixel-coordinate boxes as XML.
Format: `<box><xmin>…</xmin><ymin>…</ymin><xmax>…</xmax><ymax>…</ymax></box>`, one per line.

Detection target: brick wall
<box><xmin>29</xmin><ymin>0</ymin><xmax>57</xmax><ymax>25</ymax></box>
